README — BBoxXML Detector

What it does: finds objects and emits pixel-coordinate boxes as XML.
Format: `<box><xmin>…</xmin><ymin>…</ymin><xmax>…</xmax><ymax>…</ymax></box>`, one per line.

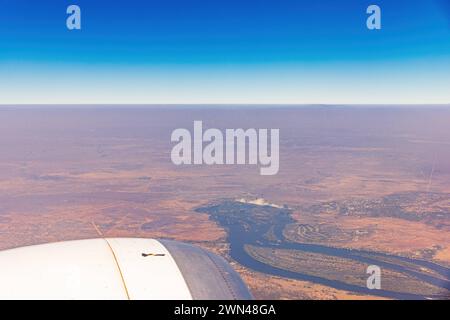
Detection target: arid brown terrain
<box><xmin>0</xmin><ymin>106</ymin><xmax>449</xmax><ymax>299</ymax></box>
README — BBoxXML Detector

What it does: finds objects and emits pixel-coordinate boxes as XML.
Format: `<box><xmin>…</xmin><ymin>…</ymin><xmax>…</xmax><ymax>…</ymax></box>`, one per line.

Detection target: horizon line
<box><xmin>1</xmin><ymin>103</ymin><xmax>449</xmax><ymax>106</ymax></box>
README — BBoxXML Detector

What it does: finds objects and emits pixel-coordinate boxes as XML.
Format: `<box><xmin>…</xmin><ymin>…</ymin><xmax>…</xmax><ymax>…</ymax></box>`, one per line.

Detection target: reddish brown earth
<box><xmin>0</xmin><ymin>106</ymin><xmax>449</xmax><ymax>299</ymax></box>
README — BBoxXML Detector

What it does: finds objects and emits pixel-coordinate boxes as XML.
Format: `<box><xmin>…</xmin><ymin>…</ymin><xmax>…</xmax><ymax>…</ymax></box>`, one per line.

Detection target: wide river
<box><xmin>201</xmin><ymin>202</ymin><xmax>450</xmax><ymax>300</ymax></box>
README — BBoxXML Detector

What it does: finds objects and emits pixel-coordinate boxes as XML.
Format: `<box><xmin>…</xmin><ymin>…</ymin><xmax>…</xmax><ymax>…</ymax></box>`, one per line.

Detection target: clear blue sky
<box><xmin>0</xmin><ymin>0</ymin><xmax>449</xmax><ymax>104</ymax></box>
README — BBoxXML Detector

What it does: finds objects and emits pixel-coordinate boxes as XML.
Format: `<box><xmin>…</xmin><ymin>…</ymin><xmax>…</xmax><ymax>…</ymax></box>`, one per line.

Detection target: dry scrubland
<box><xmin>0</xmin><ymin>106</ymin><xmax>449</xmax><ymax>299</ymax></box>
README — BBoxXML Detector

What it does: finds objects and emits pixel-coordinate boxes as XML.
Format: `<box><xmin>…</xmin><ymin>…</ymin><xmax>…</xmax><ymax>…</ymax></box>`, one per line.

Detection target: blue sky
<box><xmin>0</xmin><ymin>0</ymin><xmax>449</xmax><ymax>104</ymax></box>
